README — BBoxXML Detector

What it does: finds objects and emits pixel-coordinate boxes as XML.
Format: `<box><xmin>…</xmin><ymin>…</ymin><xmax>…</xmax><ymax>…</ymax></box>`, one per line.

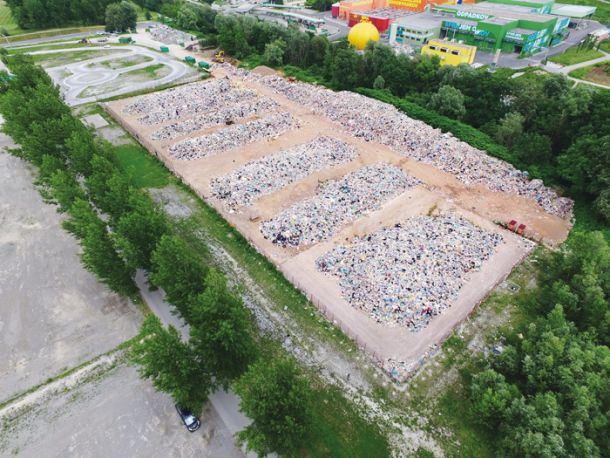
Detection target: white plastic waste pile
<box><xmin>260</xmin><ymin>164</ymin><xmax>421</xmax><ymax>247</ymax></box>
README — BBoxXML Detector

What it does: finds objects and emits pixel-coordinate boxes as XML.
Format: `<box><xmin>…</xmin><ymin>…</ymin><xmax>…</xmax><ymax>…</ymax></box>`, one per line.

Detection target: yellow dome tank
<box><xmin>348</xmin><ymin>22</ymin><xmax>380</xmax><ymax>51</ymax></box>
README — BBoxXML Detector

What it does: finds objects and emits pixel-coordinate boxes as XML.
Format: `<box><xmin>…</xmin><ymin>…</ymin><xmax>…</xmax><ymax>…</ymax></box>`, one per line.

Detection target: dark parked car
<box><xmin>175</xmin><ymin>404</ymin><xmax>201</xmax><ymax>432</ymax></box>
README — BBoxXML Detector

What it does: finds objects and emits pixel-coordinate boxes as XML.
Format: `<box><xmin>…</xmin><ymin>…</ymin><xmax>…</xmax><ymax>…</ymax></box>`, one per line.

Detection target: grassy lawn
<box><xmin>9</xmin><ymin>42</ymin><xmax>100</xmax><ymax>54</ymax></box>
<box><xmin>87</xmin><ymin>54</ymin><xmax>153</xmax><ymax>70</ymax></box>
<box><xmin>32</xmin><ymin>49</ymin><xmax>122</xmax><ymax>66</ymax></box>
<box><xmin>549</xmin><ymin>46</ymin><xmax>603</xmax><ymax>65</ymax></box>
<box><xmin>128</xmin><ymin>63</ymin><xmax>167</xmax><ymax>78</ymax></box>
<box><xmin>113</xmin><ymin>144</ymin><xmax>169</xmax><ymax>189</ymax></box>
<box><xmin>0</xmin><ymin>0</ymin><xmax>24</xmax><ymax>35</ymax></box>
<box><xmin>308</xmin><ymin>384</ymin><xmax>390</xmax><ymax>457</ymax></box>
<box><xmin>3</xmin><ymin>25</ymin><xmax>104</xmax><ymax>43</ymax></box>
<box><xmin>599</xmin><ymin>39</ymin><xmax>610</xmax><ymax>54</ymax></box>
<box><xmin>569</xmin><ymin>61</ymin><xmax>610</xmax><ymax>87</ymax></box>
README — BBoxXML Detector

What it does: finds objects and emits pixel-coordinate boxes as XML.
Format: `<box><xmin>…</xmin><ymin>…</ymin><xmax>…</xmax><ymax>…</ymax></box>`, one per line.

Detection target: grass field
<box><xmin>0</xmin><ymin>0</ymin><xmax>24</xmax><ymax>36</ymax></box>
<box><xmin>569</xmin><ymin>61</ymin><xmax>610</xmax><ymax>86</ymax></box>
<box><xmin>549</xmin><ymin>46</ymin><xmax>603</xmax><ymax>65</ymax></box>
<box><xmin>128</xmin><ymin>63</ymin><xmax>167</xmax><ymax>78</ymax></box>
<box><xmin>9</xmin><ymin>42</ymin><xmax>100</xmax><ymax>54</ymax></box>
<box><xmin>32</xmin><ymin>49</ymin><xmax>122</xmax><ymax>67</ymax></box>
<box><xmin>113</xmin><ymin>144</ymin><xmax>169</xmax><ymax>189</ymax></box>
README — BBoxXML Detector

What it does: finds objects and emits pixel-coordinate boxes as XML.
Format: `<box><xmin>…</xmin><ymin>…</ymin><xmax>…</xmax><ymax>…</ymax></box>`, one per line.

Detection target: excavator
<box><xmin>212</xmin><ymin>50</ymin><xmax>225</xmax><ymax>64</ymax></box>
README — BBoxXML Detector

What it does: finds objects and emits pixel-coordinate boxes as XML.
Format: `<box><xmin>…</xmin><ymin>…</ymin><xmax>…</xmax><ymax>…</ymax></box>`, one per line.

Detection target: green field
<box><xmin>9</xmin><ymin>42</ymin><xmax>99</xmax><ymax>54</ymax></box>
<box><xmin>32</xmin><ymin>49</ymin><xmax>122</xmax><ymax>67</ymax></box>
<box><xmin>549</xmin><ymin>46</ymin><xmax>603</xmax><ymax>65</ymax></box>
<box><xmin>569</xmin><ymin>61</ymin><xmax>610</xmax><ymax>87</ymax></box>
<box><xmin>0</xmin><ymin>0</ymin><xmax>24</xmax><ymax>36</ymax></box>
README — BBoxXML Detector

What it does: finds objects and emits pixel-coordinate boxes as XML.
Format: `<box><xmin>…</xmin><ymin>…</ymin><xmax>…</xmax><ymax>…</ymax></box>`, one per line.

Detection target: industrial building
<box><xmin>421</xmin><ymin>38</ymin><xmax>477</xmax><ymax>64</ymax></box>
<box><xmin>433</xmin><ymin>2</ymin><xmax>571</xmax><ymax>55</ymax></box>
<box><xmin>388</xmin><ymin>12</ymin><xmax>443</xmax><ymax>46</ymax></box>
<box><xmin>334</xmin><ymin>0</ymin><xmax>597</xmax><ymax>57</ymax></box>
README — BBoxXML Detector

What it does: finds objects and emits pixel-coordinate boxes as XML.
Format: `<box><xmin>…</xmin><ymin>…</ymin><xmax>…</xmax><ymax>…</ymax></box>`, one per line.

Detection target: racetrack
<box><xmin>30</xmin><ymin>45</ymin><xmax>195</xmax><ymax>105</ymax></box>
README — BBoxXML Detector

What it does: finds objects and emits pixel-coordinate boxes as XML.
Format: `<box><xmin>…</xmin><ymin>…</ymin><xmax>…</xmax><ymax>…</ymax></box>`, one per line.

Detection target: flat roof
<box><xmin>352</xmin><ymin>8</ymin><xmax>416</xmax><ymax>20</ymax></box>
<box><xmin>510</xmin><ymin>27</ymin><xmax>538</xmax><ymax>34</ymax></box>
<box><xmin>437</xmin><ymin>4</ymin><xmax>556</xmax><ymax>23</ymax></box>
<box><xmin>550</xmin><ymin>4</ymin><xmax>597</xmax><ymax>18</ymax></box>
<box><xmin>393</xmin><ymin>12</ymin><xmax>444</xmax><ymax>29</ymax></box>
<box><xmin>483</xmin><ymin>17</ymin><xmax>516</xmax><ymax>25</ymax></box>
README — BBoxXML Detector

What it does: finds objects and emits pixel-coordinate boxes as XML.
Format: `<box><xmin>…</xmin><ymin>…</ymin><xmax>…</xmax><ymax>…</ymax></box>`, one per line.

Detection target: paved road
<box><xmin>0</xmin><ymin>21</ymin><xmax>156</xmax><ymax>49</ymax></box>
<box><xmin>135</xmin><ymin>271</ymin><xmax>257</xmax><ymax>458</ymax></box>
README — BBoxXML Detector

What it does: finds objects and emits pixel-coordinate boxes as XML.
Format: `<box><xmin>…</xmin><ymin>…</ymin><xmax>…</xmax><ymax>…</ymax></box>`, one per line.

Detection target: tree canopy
<box><xmin>234</xmin><ymin>357</ymin><xmax>313</xmax><ymax>457</ymax></box>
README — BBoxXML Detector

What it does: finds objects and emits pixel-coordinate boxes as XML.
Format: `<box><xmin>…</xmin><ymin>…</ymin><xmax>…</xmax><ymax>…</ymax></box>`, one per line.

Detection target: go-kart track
<box><xmin>106</xmin><ymin>65</ymin><xmax>572</xmax><ymax>381</ymax></box>
<box><xmin>31</xmin><ymin>45</ymin><xmax>194</xmax><ymax>106</ymax></box>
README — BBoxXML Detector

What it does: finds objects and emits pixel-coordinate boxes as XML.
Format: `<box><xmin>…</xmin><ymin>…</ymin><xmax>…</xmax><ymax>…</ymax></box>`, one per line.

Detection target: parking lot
<box><xmin>1</xmin><ymin>363</ymin><xmax>242</xmax><ymax>458</ymax></box>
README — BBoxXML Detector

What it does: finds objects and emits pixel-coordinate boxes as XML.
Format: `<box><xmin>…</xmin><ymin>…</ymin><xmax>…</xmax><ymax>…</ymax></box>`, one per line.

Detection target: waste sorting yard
<box><xmin>106</xmin><ymin>64</ymin><xmax>572</xmax><ymax>380</ymax></box>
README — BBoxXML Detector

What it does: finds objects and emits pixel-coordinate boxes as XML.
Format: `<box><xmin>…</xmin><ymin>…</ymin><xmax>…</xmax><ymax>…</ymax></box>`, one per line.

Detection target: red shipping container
<box><xmin>332</xmin><ymin>4</ymin><xmax>340</xmax><ymax>18</ymax></box>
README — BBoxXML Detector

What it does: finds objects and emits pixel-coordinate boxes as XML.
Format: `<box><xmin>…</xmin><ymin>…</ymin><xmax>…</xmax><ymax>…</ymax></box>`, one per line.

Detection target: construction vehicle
<box><xmin>212</xmin><ymin>50</ymin><xmax>225</xmax><ymax>63</ymax></box>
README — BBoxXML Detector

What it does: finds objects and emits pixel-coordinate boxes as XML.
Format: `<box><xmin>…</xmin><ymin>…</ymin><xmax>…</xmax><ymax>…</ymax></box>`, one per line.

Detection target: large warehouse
<box><xmin>385</xmin><ymin>0</ymin><xmax>588</xmax><ymax>56</ymax></box>
<box><xmin>433</xmin><ymin>2</ymin><xmax>571</xmax><ymax>54</ymax></box>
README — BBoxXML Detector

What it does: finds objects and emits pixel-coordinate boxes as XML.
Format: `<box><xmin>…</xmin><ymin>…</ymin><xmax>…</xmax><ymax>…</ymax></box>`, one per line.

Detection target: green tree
<box><xmin>533</xmin><ymin>231</ymin><xmax>610</xmax><ymax>344</ymax></box>
<box><xmin>558</xmin><ymin>135</ymin><xmax>610</xmax><ymax>221</ymax></box>
<box><xmin>80</xmin><ymin>215</ymin><xmax>137</xmax><ymax>296</ymax></box>
<box><xmin>190</xmin><ymin>269</ymin><xmax>256</xmax><ymax>386</ymax></box>
<box><xmin>149</xmin><ymin>234</ymin><xmax>209</xmax><ymax>319</ymax></box>
<box><xmin>114</xmin><ymin>190</ymin><xmax>169</xmax><ymax>270</ymax></box>
<box><xmin>131</xmin><ymin>314</ymin><xmax>212</xmax><ymax>410</ymax></box>
<box><xmin>105</xmin><ymin>1</ymin><xmax>137</xmax><ymax>33</ymax></box>
<box><xmin>234</xmin><ymin>357</ymin><xmax>313</xmax><ymax>457</ymax></box>
<box><xmin>63</xmin><ymin>198</ymin><xmax>100</xmax><ymax>239</ymax></box>
<box><xmin>262</xmin><ymin>39</ymin><xmax>286</xmax><ymax>67</ymax></box>
<box><xmin>373</xmin><ymin>74</ymin><xmax>385</xmax><ymax>89</ymax></box>
<box><xmin>331</xmin><ymin>47</ymin><xmax>360</xmax><ymax>90</ymax></box>
<box><xmin>427</xmin><ymin>85</ymin><xmax>466</xmax><ymax>120</ymax></box>
<box><xmin>49</xmin><ymin>169</ymin><xmax>86</xmax><ymax>212</ymax></box>
<box><xmin>494</xmin><ymin>111</ymin><xmax>524</xmax><ymax>150</ymax></box>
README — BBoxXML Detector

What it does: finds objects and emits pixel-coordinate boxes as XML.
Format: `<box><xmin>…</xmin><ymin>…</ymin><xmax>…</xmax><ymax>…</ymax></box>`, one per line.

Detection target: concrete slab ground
<box><xmin>0</xmin><ymin>363</ymin><xmax>243</xmax><ymax>458</ymax></box>
<box><xmin>81</xmin><ymin>113</ymin><xmax>109</xmax><ymax>129</ymax></box>
<box><xmin>0</xmin><ymin>140</ymin><xmax>141</xmax><ymax>402</ymax></box>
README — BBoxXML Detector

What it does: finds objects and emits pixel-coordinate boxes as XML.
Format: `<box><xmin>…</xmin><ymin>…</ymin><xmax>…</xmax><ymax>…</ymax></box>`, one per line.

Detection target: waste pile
<box><xmin>168</xmin><ymin>112</ymin><xmax>296</xmax><ymax>160</ymax></box>
<box><xmin>316</xmin><ymin>213</ymin><xmax>504</xmax><ymax>330</ymax></box>
<box><xmin>149</xmin><ymin>24</ymin><xmax>194</xmax><ymax>45</ymax></box>
<box><xmin>247</xmin><ymin>72</ymin><xmax>573</xmax><ymax>219</ymax></box>
<box><xmin>151</xmin><ymin>97</ymin><xmax>279</xmax><ymax>141</ymax></box>
<box><xmin>260</xmin><ymin>164</ymin><xmax>420</xmax><ymax>247</ymax></box>
<box><xmin>211</xmin><ymin>136</ymin><xmax>357</xmax><ymax>208</ymax></box>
